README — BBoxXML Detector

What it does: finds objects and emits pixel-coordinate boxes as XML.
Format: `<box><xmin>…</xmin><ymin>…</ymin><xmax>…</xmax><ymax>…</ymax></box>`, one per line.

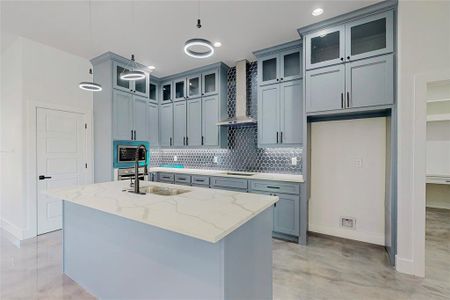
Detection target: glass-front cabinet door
<box><xmin>202</xmin><ymin>70</ymin><xmax>218</xmax><ymax>96</ymax></box>
<box><xmin>113</xmin><ymin>62</ymin><xmax>131</xmax><ymax>92</ymax></box>
<box><xmin>280</xmin><ymin>49</ymin><xmax>302</xmax><ymax>82</ymax></box>
<box><xmin>161</xmin><ymin>81</ymin><xmax>172</xmax><ymax>102</ymax></box>
<box><xmin>258</xmin><ymin>54</ymin><xmax>279</xmax><ymax>86</ymax></box>
<box><xmin>149</xmin><ymin>82</ymin><xmax>158</xmax><ymax>103</ymax></box>
<box><xmin>174</xmin><ymin>78</ymin><xmax>186</xmax><ymax>101</ymax></box>
<box><xmin>305</xmin><ymin>25</ymin><xmax>345</xmax><ymax>70</ymax></box>
<box><xmin>346</xmin><ymin>10</ymin><xmax>393</xmax><ymax>61</ymax></box>
<box><xmin>133</xmin><ymin>74</ymin><xmax>148</xmax><ymax>98</ymax></box>
<box><xmin>187</xmin><ymin>74</ymin><xmax>201</xmax><ymax>99</ymax></box>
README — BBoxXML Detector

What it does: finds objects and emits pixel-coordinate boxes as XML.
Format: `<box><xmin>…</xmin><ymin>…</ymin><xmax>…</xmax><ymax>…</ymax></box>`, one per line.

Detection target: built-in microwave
<box><xmin>113</xmin><ymin>140</ymin><xmax>150</xmax><ymax>169</ymax></box>
<box><xmin>118</xmin><ymin>145</ymin><xmax>146</xmax><ymax>163</ymax></box>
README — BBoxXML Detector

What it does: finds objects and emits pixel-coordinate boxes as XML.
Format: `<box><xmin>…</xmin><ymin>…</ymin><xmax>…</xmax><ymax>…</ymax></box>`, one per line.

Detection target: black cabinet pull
<box><xmin>267</xmin><ymin>185</ymin><xmax>280</xmax><ymax>189</ymax></box>
<box><xmin>347</xmin><ymin>56</ymin><xmax>350</xmax><ymax>60</ymax></box>
<box><xmin>39</xmin><ymin>175</ymin><xmax>52</xmax><ymax>180</ymax></box>
<box><xmin>186</xmin><ymin>137</ymin><xmax>188</xmax><ymax>146</ymax></box>
<box><xmin>276</xmin><ymin>78</ymin><xmax>279</xmax><ymax>82</ymax></box>
<box><xmin>340</xmin><ymin>57</ymin><xmax>344</xmax><ymax>61</ymax></box>
<box><xmin>276</xmin><ymin>132</ymin><xmax>279</xmax><ymax>143</ymax></box>
<box><xmin>131</xmin><ymin>130</ymin><xmax>133</xmax><ymax>140</ymax></box>
<box><xmin>341</xmin><ymin>93</ymin><xmax>344</xmax><ymax>108</ymax></box>
<box><xmin>280</xmin><ymin>132</ymin><xmax>283</xmax><ymax>144</ymax></box>
<box><xmin>183</xmin><ymin>136</ymin><xmax>186</xmax><ymax>146</ymax></box>
<box><xmin>280</xmin><ymin>78</ymin><xmax>284</xmax><ymax>81</ymax></box>
<box><xmin>201</xmin><ymin>136</ymin><xmax>204</xmax><ymax>145</ymax></box>
<box><xmin>274</xmin><ymin>203</ymin><xmax>277</xmax><ymax>207</ymax></box>
<box><xmin>133</xmin><ymin>130</ymin><xmax>136</xmax><ymax>140</ymax></box>
<box><xmin>347</xmin><ymin>92</ymin><xmax>350</xmax><ymax>108</ymax></box>
<box><xmin>170</xmin><ymin>137</ymin><xmax>172</xmax><ymax>146</ymax></box>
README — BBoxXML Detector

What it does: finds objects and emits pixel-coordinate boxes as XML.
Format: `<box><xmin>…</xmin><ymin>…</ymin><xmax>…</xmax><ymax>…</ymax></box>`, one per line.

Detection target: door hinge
<box><xmin>85</xmin><ymin>163</ymin><xmax>88</xmax><ymax>168</ymax></box>
<box><xmin>85</xmin><ymin>123</ymin><xmax>87</xmax><ymax>129</ymax></box>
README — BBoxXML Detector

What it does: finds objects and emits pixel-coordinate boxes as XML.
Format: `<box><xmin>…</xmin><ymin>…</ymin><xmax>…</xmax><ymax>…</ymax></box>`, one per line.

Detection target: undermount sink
<box><xmin>140</xmin><ymin>185</ymin><xmax>190</xmax><ymax>196</ymax></box>
<box><xmin>221</xmin><ymin>172</ymin><xmax>255</xmax><ymax>177</ymax></box>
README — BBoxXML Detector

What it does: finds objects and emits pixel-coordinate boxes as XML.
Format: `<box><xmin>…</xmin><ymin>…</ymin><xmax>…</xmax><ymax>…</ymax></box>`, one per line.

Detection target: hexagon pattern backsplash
<box><xmin>150</xmin><ymin>62</ymin><xmax>303</xmax><ymax>174</ymax></box>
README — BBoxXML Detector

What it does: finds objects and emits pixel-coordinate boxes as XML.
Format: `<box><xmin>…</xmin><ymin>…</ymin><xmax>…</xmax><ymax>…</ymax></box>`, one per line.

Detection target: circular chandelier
<box><xmin>184</xmin><ymin>38</ymin><xmax>214</xmax><ymax>59</ymax></box>
<box><xmin>79</xmin><ymin>68</ymin><xmax>102</xmax><ymax>92</ymax></box>
<box><xmin>120</xmin><ymin>54</ymin><xmax>146</xmax><ymax>81</ymax></box>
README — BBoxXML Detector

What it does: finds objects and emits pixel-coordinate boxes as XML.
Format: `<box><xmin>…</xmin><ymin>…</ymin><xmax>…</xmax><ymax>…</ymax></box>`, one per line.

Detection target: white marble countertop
<box><xmin>46</xmin><ymin>181</ymin><xmax>278</xmax><ymax>243</ymax></box>
<box><xmin>148</xmin><ymin>167</ymin><xmax>304</xmax><ymax>183</ymax></box>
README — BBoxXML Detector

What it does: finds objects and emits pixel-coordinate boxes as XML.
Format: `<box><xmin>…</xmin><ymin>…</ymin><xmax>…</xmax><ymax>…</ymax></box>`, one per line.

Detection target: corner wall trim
<box><xmin>395</xmin><ymin>255</ymin><xmax>416</xmax><ymax>276</ymax></box>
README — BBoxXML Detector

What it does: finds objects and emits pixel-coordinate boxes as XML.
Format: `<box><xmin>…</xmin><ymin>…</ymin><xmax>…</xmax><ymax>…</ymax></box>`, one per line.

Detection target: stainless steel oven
<box><xmin>117</xmin><ymin>167</ymin><xmax>147</xmax><ymax>181</ymax></box>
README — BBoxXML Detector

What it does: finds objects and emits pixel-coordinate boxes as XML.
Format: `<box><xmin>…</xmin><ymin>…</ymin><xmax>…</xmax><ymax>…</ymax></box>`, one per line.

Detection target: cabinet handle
<box><xmin>186</xmin><ymin>136</ymin><xmax>188</xmax><ymax>146</ymax></box>
<box><xmin>347</xmin><ymin>92</ymin><xmax>350</xmax><ymax>108</ymax></box>
<box><xmin>347</xmin><ymin>56</ymin><xmax>350</xmax><ymax>60</ymax></box>
<box><xmin>131</xmin><ymin>130</ymin><xmax>133</xmax><ymax>140</ymax></box>
<box><xmin>341</xmin><ymin>93</ymin><xmax>344</xmax><ymax>108</ymax></box>
<box><xmin>201</xmin><ymin>136</ymin><xmax>204</xmax><ymax>145</ymax></box>
<box><xmin>274</xmin><ymin>203</ymin><xmax>277</xmax><ymax>207</ymax></box>
<box><xmin>183</xmin><ymin>136</ymin><xmax>186</xmax><ymax>146</ymax></box>
<box><xmin>276</xmin><ymin>132</ymin><xmax>279</xmax><ymax>144</ymax></box>
<box><xmin>170</xmin><ymin>137</ymin><xmax>172</xmax><ymax>146</ymax></box>
<box><xmin>280</xmin><ymin>78</ymin><xmax>284</xmax><ymax>81</ymax></box>
<box><xmin>340</xmin><ymin>57</ymin><xmax>344</xmax><ymax>61</ymax></box>
<box><xmin>276</xmin><ymin>78</ymin><xmax>279</xmax><ymax>82</ymax></box>
<box><xmin>134</xmin><ymin>130</ymin><xmax>136</xmax><ymax>140</ymax></box>
<box><xmin>267</xmin><ymin>186</ymin><xmax>280</xmax><ymax>189</ymax></box>
<box><xmin>280</xmin><ymin>131</ymin><xmax>283</xmax><ymax>144</ymax></box>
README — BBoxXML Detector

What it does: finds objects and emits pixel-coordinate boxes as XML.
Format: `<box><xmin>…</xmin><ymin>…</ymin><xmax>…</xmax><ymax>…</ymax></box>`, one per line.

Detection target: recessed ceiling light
<box><xmin>213</xmin><ymin>41</ymin><xmax>222</xmax><ymax>48</ymax></box>
<box><xmin>312</xmin><ymin>8</ymin><xmax>324</xmax><ymax>16</ymax></box>
<box><xmin>148</xmin><ymin>65</ymin><xmax>156</xmax><ymax>70</ymax></box>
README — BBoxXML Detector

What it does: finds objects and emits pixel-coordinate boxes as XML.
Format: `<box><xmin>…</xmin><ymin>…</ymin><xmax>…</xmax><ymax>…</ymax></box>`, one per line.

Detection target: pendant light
<box><xmin>119</xmin><ymin>54</ymin><xmax>146</xmax><ymax>81</ymax></box>
<box><xmin>78</xmin><ymin>0</ymin><xmax>102</xmax><ymax>92</ymax></box>
<box><xmin>184</xmin><ymin>2</ymin><xmax>214</xmax><ymax>59</ymax></box>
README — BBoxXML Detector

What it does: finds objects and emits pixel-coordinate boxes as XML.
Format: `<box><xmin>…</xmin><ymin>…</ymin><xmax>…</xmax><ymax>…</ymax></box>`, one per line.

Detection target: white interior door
<box><xmin>37</xmin><ymin>108</ymin><xmax>86</xmax><ymax>235</ymax></box>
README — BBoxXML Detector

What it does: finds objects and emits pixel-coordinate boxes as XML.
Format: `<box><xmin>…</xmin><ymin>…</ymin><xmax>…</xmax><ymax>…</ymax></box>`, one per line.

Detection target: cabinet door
<box><xmin>147</xmin><ymin>103</ymin><xmax>159</xmax><ymax>147</ymax></box>
<box><xmin>258</xmin><ymin>54</ymin><xmax>279</xmax><ymax>86</ymax></box>
<box><xmin>305</xmin><ymin>25</ymin><xmax>345</xmax><ymax>70</ymax></box>
<box><xmin>346</xmin><ymin>54</ymin><xmax>394</xmax><ymax>109</ymax></box>
<box><xmin>133</xmin><ymin>73</ymin><xmax>149</xmax><ymax>98</ymax></box>
<box><xmin>346</xmin><ymin>10</ymin><xmax>393</xmax><ymax>61</ymax></box>
<box><xmin>174</xmin><ymin>78</ymin><xmax>186</xmax><ymax>101</ymax></box>
<box><xmin>280</xmin><ymin>80</ymin><xmax>303</xmax><ymax>146</ymax></box>
<box><xmin>202</xmin><ymin>95</ymin><xmax>219</xmax><ymax>146</ymax></box>
<box><xmin>202</xmin><ymin>70</ymin><xmax>218</xmax><ymax>96</ymax></box>
<box><xmin>149</xmin><ymin>82</ymin><xmax>158</xmax><ymax>103</ymax></box>
<box><xmin>113</xmin><ymin>62</ymin><xmax>132</xmax><ymax>93</ymax></box>
<box><xmin>133</xmin><ymin>96</ymin><xmax>148</xmax><ymax>141</ymax></box>
<box><xmin>280</xmin><ymin>48</ymin><xmax>302</xmax><ymax>82</ymax></box>
<box><xmin>112</xmin><ymin>90</ymin><xmax>134</xmax><ymax>140</ymax></box>
<box><xmin>159</xmin><ymin>103</ymin><xmax>173</xmax><ymax>147</ymax></box>
<box><xmin>161</xmin><ymin>81</ymin><xmax>172</xmax><ymax>103</ymax></box>
<box><xmin>187</xmin><ymin>74</ymin><xmax>201</xmax><ymax>99</ymax></box>
<box><xmin>258</xmin><ymin>84</ymin><xmax>280</xmax><ymax>146</ymax></box>
<box><xmin>305</xmin><ymin>64</ymin><xmax>345</xmax><ymax>113</ymax></box>
<box><xmin>173</xmin><ymin>101</ymin><xmax>187</xmax><ymax>147</ymax></box>
<box><xmin>186</xmin><ymin>98</ymin><xmax>202</xmax><ymax>146</ymax></box>
<box><xmin>273</xmin><ymin>193</ymin><xmax>299</xmax><ymax>236</ymax></box>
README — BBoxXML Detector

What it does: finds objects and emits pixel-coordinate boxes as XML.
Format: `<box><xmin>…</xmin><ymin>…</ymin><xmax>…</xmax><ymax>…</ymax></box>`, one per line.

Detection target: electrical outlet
<box><xmin>340</xmin><ymin>217</ymin><xmax>356</xmax><ymax>229</ymax></box>
<box><xmin>291</xmin><ymin>157</ymin><xmax>298</xmax><ymax>166</ymax></box>
<box><xmin>173</xmin><ymin>155</ymin><xmax>178</xmax><ymax>162</ymax></box>
<box><xmin>353</xmin><ymin>158</ymin><xmax>363</xmax><ymax>168</ymax></box>
<box><xmin>213</xmin><ymin>156</ymin><xmax>218</xmax><ymax>164</ymax></box>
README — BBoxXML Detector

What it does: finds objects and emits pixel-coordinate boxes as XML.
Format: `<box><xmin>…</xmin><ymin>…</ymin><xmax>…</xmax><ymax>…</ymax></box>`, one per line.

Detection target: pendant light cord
<box><xmin>89</xmin><ymin>0</ymin><xmax>93</xmax><ymax>77</ymax></box>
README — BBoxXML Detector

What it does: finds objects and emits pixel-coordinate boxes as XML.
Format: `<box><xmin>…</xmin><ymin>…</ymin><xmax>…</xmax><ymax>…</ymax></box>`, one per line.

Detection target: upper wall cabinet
<box><xmin>174</xmin><ymin>77</ymin><xmax>187</xmax><ymax>102</ymax></box>
<box><xmin>202</xmin><ymin>69</ymin><xmax>219</xmax><ymax>97</ymax></box>
<box><xmin>112</xmin><ymin>61</ymin><xmax>149</xmax><ymax>97</ymax></box>
<box><xmin>304</xmin><ymin>11</ymin><xmax>394</xmax><ymax>70</ymax></box>
<box><xmin>149</xmin><ymin>81</ymin><xmax>158</xmax><ymax>103</ymax></box>
<box><xmin>161</xmin><ymin>81</ymin><xmax>173</xmax><ymax>103</ymax></box>
<box><xmin>187</xmin><ymin>74</ymin><xmax>202</xmax><ymax>99</ymax></box>
<box><xmin>257</xmin><ymin>45</ymin><xmax>302</xmax><ymax>86</ymax></box>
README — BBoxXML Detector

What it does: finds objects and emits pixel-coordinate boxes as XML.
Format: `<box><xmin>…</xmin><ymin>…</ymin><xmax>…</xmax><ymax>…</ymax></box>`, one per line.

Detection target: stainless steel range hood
<box><xmin>217</xmin><ymin>59</ymin><xmax>256</xmax><ymax>126</ymax></box>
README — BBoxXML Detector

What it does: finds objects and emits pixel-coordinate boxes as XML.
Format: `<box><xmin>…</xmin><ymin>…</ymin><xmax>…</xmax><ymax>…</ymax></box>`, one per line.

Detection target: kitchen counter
<box><xmin>148</xmin><ymin>167</ymin><xmax>304</xmax><ymax>183</ymax></box>
<box><xmin>46</xmin><ymin>180</ymin><xmax>278</xmax><ymax>243</ymax></box>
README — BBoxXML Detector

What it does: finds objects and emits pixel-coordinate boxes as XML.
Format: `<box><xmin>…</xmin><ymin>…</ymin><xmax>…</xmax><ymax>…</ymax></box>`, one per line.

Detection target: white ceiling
<box><xmin>1</xmin><ymin>0</ymin><xmax>380</xmax><ymax>77</ymax></box>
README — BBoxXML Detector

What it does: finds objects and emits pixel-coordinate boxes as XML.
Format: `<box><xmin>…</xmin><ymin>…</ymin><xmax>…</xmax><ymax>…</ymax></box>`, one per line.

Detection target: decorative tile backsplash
<box><xmin>150</xmin><ymin>61</ymin><xmax>303</xmax><ymax>174</ymax></box>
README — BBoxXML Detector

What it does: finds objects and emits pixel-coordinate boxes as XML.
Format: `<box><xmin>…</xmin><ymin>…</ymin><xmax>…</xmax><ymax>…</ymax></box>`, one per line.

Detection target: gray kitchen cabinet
<box><xmin>201</xmin><ymin>95</ymin><xmax>219</xmax><ymax>146</ymax></box>
<box><xmin>345</xmin><ymin>10</ymin><xmax>394</xmax><ymax>62</ymax></box>
<box><xmin>345</xmin><ymin>54</ymin><xmax>394</xmax><ymax>108</ymax></box>
<box><xmin>112</xmin><ymin>89</ymin><xmax>134</xmax><ymax>140</ymax></box>
<box><xmin>210</xmin><ymin>177</ymin><xmax>248</xmax><ymax>191</ymax></box>
<box><xmin>187</xmin><ymin>74</ymin><xmax>201</xmax><ymax>99</ymax></box>
<box><xmin>133</xmin><ymin>96</ymin><xmax>148</xmax><ymax>141</ymax></box>
<box><xmin>187</xmin><ymin>98</ymin><xmax>202</xmax><ymax>147</ymax></box>
<box><xmin>258</xmin><ymin>84</ymin><xmax>280</xmax><ymax>146</ymax></box>
<box><xmin>149</xmin><ymin>82</ymin><xmax>158</xmax><ymax>103</ymax></box>
<box><xmin>159</xmin><ymin>103</ymin><xmax>173</xmax><ymax>147</ymax></box>
<box><xmin>273</xmin><ymin>193</ymin><xmax>300</xmax><ymax>236</ymax></box>
<box><xmin>175</xmin><ymin>174</ymin><xmax>191</xmax><ymax>185</ymax></box>
<box><xmin>280</xmin><ymin>48</ymin><xmax>302</xmax><ymax>82</ymax></box>
<box><xmin>147</xmin><ymin>102</ymin><xmax>159</xmax><ymax>147</ymax></box>
<box><xmin>202</xmin><ymin>69</ymin><xmax>219</xmax><ymax>96</ymax></box>
<box><xmin>280</xmin><ymin>80</ymin><xmax>303</xmax><ymax>145</ymax></box>
<box><xmin>173</xmin><ymin>101</ymin><xmax>187</xmax><ymax>147</ymax></box>
<box><xmin>258</xmin><ymin>53</ymin><xmax>279</xmax><ymax>86</ymax></box>
<box><xmin>112</xmin><ymin>61</ymin><xmax>149</xmax><ymax>97</ymax></box>
<box><xmin>305</xmin><ymin>25</ymin><xmax>346</xmax><ymax>70</ymax></box>
<box><xmin>258</xmin><ymin>80</ymin><xmax>303</xmax><ymax>147</ymax></box>
<box><xmin>257</xmin><ymin>47</ymin><xmax>302</xmax><ymax>86</ymax></box>
<box><xmin>305</xmin><ymin>64</ymin><xmax>345</xmax><ymax>113</ymax></box>
<box><xmin>161</xmin><ymin>81</ymin><xmax>173</xmax><ymax>103</ymax></box>
<box><xmin>174</xmin><ymin>77</ymin><xmax>187</xmax><ymax>102</ymax></box>
<box><xmin>191</xmin><ymin>175</ymin><xmax>210</xmax><ymax>186</ymax></box>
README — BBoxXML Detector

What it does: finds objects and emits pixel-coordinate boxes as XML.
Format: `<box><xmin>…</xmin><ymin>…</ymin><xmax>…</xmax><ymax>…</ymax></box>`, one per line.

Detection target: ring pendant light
<box><xmin>184</xmin><ymin>3</ymin><xmax>215</xmax><ymax>59</ymax></box>
<box><xmin>120</xmin><ymin>54</ymin><xmax>146</xmax><ymax>81</ymax></box>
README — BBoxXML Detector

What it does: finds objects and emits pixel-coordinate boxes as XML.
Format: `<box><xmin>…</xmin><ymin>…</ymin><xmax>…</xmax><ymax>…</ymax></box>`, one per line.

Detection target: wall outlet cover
<box><xmin>340</xmin><ymin>217</ymin><xmax>356</xmax><ymax>230</ymax></box>
<box><xmin>291</xmin><ymin>157</ymin><xmax>298</xmax><ymax>166</ymax></box>
<box><xmin>174</xmin><ymin>155</ymin><xmax>178</xmax><ymax>162</ymax></box>
<box><xmin>213</xmin><ymin>156</ymin><xmax>218</xmax><ymax>164</ymax></box>
<box><xmin>353</xmin><ymin>158</ymin><xmax>363</xmax><ymax>168</ymax></box>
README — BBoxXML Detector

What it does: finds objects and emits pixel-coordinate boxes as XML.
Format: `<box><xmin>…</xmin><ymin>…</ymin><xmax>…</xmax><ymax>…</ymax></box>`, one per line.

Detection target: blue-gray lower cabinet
<box><xmin>112</xmin><ymin>89</ymin><xmax>134</xmax><ymax>140</ymax></box>
<box><xmin>147</xmin><ymin>102</ymin><xmax>159</xmax><ymax>147</ymax></box>
<box><xmin>201</xmin><ymin>95</ymin><xmax>220</xmax><ymax>146</ymax></box>
<box><xmin>191</xmin><ymin>175</ymin><xmax>210</xmax><ymax>186</ymax></box>
<box><xmin>210</xmin><ymin>177</ymin><xmax>248</xmax><ymax>192</ymax></box>
<box><xmin>175</xmin><ymin>174</ymin><xmax>191</xmax><ymax>185</ymax></box>
<box><xmin>173</xmin><ymin>101</ymin><xmax>186</xmax><ymax>147</ymax></box>
<box><xmin>159</xmin><ymin>172</ymin><xmax>175</xmax><ymax>183</ymax></box>
<box><xmin>346</xmin><ymin>54</ymin><xmax>394</xmax><ymax>109</ymax></box>
<box><xmin>305</xmin><ymin>64</ymin><xmax>346</xmax><ymax>113</ymax></box>
<box><xmin>159</xmin><ymin>103</ymin><xmax>173</xmax><ymax>147</ymax></box>
<box><xmin>187</xmin><ymin>98</ymin><xmax>202</xmax><ymax>147</ymax></box>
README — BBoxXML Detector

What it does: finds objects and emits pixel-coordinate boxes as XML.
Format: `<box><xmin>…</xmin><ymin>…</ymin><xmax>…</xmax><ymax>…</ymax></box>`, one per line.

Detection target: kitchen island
<box><xmin>47</xmin><ymin>181</ymin><xmax>278</xmax><ymax>300</ymax></box>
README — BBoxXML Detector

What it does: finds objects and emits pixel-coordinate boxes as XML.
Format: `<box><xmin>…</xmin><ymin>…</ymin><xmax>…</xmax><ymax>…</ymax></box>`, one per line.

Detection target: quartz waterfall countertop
<box><xmin>46</xmin><ymin>181</ymin><xmax>278</xmax><ymax>243</ymax></box>
<box><xmin>148</xmin><ymin>167</ymin><xmax>304</xmax><ymax>183</ymax></box>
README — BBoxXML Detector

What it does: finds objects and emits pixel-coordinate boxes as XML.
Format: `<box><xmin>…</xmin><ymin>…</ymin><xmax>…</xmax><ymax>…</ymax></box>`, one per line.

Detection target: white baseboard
<box><xmin>0</xmin><ymin>218</ymin><xmax>24</xmax><ymax>241</ymax></box>
<box><xmin>395</xmin><ymin>255</ymin><xmax>416</xmax><ymax>275</ymax></box>
<box><xmin>309</xmin><ymin>224</ymin><xmax>385</xmax><ymax>245</ymax></box>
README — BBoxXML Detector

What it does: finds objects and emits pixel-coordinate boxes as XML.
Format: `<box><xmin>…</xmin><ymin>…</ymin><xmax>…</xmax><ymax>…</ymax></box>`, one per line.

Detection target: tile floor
<box><xmin>1</xmin><ymin>208</ymin><xmax>449</xmax><ymax>300</ymax></box>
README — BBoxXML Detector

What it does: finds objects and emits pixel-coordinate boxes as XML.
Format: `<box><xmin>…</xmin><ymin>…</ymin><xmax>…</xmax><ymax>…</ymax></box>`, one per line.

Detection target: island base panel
<box><xmin>63</xmin><ymin>201</ymin><xmax>273</xmax><ymax>300</ymax></box>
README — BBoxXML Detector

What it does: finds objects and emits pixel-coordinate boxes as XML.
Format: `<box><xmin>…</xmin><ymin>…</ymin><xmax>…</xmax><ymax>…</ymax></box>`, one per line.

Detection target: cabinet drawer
<box><xmin>191</xmin><ymin>175</ymin><xmax>210</xmax><ymax>186</ymax></box>
<box><xmin>211</xmin><ymin>177</ymin><xmax>248</xmax><ymax>191</ymax></box>
<box><xmin>249</xmin><ymin>180</ymin><xmax>300</xmax><ymax>195</ymax></box>
<box><xmin>159</xmin><ymin>172</ymin><xmax>174</xmax><ymax>183</ymax></box>
<box><xmin>175</xmin><ymin>174</ymin><xmax>191</xmax><ymax>185</ymax></box>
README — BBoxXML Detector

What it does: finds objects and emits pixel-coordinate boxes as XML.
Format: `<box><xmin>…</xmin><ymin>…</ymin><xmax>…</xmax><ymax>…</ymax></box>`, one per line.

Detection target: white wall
<box><xmin>309</xmin><ymin>118</ymin><xmax>386</xmax><ymax>245</ymax></box>
<box><xmin>397</xmin><ymin>0</ymin><xmax>450</xmax><ymax>275</ymax></box>
<box><xmin>0</xmin><ymin>35</ymin><xmax>93</xmax><ymax>240</ymax></box>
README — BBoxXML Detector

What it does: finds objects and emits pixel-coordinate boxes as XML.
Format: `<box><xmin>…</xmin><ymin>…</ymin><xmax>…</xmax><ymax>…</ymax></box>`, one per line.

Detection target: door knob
<box><xmin>39</xmin><ymin>175</ymin><xmax>52</xmax><ymax>180</ymax></box>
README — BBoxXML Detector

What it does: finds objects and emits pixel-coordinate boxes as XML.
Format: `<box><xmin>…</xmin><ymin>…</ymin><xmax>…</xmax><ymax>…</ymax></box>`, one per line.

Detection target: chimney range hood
<box><xmin>217</xmin><ymin>60</ymin><xmax>256</xmax><ymax>126</ymax></box>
